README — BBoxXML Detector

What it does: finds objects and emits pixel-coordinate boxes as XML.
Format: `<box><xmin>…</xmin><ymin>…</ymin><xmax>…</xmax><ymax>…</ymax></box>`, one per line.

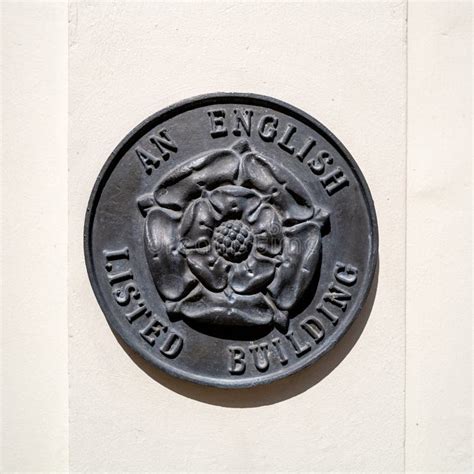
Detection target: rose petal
<box><xmin>180</xmin><ymin>198</ymin><xmax>216</xmax><ymax>247</ymax></box>
<box><xmin>267</xmin><ymin>221</ymin><xmax>322</xmax><ymax>310</ymax></box>
<box><xmin>272</xmin><ymin>185</ymin><xmax>314</xmax><ymax>225</ymax></box>
<box><xmin>207</xmin><ymin>185</ymin><xmax>261</xmax><ymax>220</ymax></box>
<box><xmin>239</xmin><ymin>152</ymin><xmax>314</xmax><ymax>225</ymax></box>
<box><xmin>154</xmin><ymin>150</ymin><xmax>240</xmax><ymax>211</ymax></box>
<box><xmin>255</xmin><ymin>234</ymin><xmax>283</xmax><ymax>257</ymax></box>
<box><xmin>251</xmin><ymin>205</ymin><xmax>283</xmax><ymax>257</ymax></box>
<box><xmin>251</xmin><ymin>205</ymin><xmax>280</xmax><ymax>233</ymax></box>
<box><xmin>229</xmin><ymin>254</ymin><xmax>276</xmax><ymax>294</ymax></box>
<box><xmin>238</xmin><ymin>153</ymin><xmax>280</xmax><ymax>191</ymax></box>
<box><xmin>144</xmin><ymin>208</ymin><xmax>197</xmax><ymax>301</ymax></box>
<box><xmin>166</xmin><ymin>285</ymin><xmax>274</xmax><ymax>326</ymax></box>
<box><xmin>186</xmin><ymin>249</ymin><xmax>230</xmax><ymax>292</ymax></box>
<box><xmin>262</xmin><ymin>293</ymin><xmax>289</xmax><ymax>331</ymax></box>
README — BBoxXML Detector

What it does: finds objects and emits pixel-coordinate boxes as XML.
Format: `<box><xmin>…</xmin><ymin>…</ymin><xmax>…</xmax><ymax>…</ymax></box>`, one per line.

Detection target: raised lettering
<box><xmin>320</xmin><ymin>166</ymin><xmax>349</xmax><ymax>195</ymax></box>
<box><xmin>323</xmin><ymin>283</ymin><xmax>351</xmax><ymax>311</ymax></box>
<box><xmin>317</xmin><ymin>303</ymin><xmax>339</xmax><ymax>325</ymax></box>
<box><xmin>286</xmin><ymin>330</ymin><xmax>311</xmax><ymax>357</ymax></box>
<box><xmin>232</xmin><ymin>109</ymin><xmax>253</xmax><ymax>137</ymax></box>
<box><xmin>104</xmin><ymin>247</ymin><xmax>130</xmax><ymax>272</ymax></box>
<box><xmin>112</xmin><ymin>282</ymin><xmax>140</xmax><ymax>306</ymax></box>
<box><xmin>249</xmin><ymin>342</ymin><xmax>270</xmax><ymax>372</ymax></box>
<box><xmin>135</xmin><ymin>146</ymin><xmax>161</xmax><ymax>175</ymax></box>
<box><xmin>307</xmin><ymin>150</ymin><xmax>333</xmax><ymax>175</ymax></box>
<box><xmin>160</xmin><ymin>332</ymin><xmax>183</xmax><ymax>358</ymax></box>
<box><xmin>258</xmin><ymin>115</ymin><xmax>278</xmax><ymax>142</ymax></box>
<box><xmin>228</xmin><ymin>346</ymin><xmax>246</xmax><ymax>374</ymax></box>
<box><xmin>301</xmin><ymin>316</ymin><xmax>325</xmax><ymax>342</ymax></box>
<box><xmin>271</xmin><ymin>337</ymin><xmax>289</xmax><ymax>365</ymax></box>
<box><xmin>125</xmin><ymin>300</ymin><xmax>150</xmax><ymax>323</ymax></box>
<box><xmin>296</xmin><ymin>138</ymin><xmax>316</xmax><ymax>162</ymax></box>
<box><xmin>335</xmin><ymin>262</ymin><xmax>359</xmax><ymax>286</ymax></box>
<box><xmin>107</xmin><ymin>269</ymin><xmax>133</xmax><ymax>286</ymax></box>
<box><xmin>103</xmin><ymin>247</ymin><xmax>129</xmax><ymax>261</ymax></box>
<box><xmin>208</xmin><ymin>109</ymin><xmax>227</xmax><ymax>138</ymax></box>
<box><xmin>149</xmin><ymin>129</ymin><xmax>178</xmax><ymax>161</ymax></box>
<box><xmin>277</xmin><ymin>123</ymin><xmax>297</xmax><ymax>154</ymax></box>
<box><xmin>140</xmin><ymin>317</ymin><xmax>166</xmax><ymax>345</ymax></box>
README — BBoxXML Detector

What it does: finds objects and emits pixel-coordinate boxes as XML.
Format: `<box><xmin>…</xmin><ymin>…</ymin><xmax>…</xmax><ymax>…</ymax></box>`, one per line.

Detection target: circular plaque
<box><xmin>84</xmin><ymin>93</ymin><xmax>378</xmax><ymax>388</ymax></box>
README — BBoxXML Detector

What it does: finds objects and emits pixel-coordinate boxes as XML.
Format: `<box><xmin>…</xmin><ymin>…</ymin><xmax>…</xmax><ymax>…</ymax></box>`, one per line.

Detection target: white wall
<box><xmin>1</xmin><ymin>1</ymin><xmax>472</xmax><ymax>472</ymax></box>
<box><xmin>406</xmin><ymin>2</ymin><xmax>472</xmax><ymax>471</ymax></box>
<box><xmin>1</xmin><ymin>2</ymin><xmax>68</xmax><ymax>471</ymax></box>
<box><xmin>69</xmin><ymin>2</ymin><xmax>406</xmax><ymax>472</ymax></box>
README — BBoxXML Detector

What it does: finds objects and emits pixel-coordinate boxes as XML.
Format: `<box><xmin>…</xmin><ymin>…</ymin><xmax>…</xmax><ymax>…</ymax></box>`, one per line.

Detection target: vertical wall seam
<box><xmin>404</xmin><ymin>0</ymin><xmax>409</xmax><ymax>472</ymax></box>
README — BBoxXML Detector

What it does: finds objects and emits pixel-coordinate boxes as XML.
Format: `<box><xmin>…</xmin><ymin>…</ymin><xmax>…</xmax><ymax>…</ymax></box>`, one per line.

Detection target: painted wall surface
<box><xmin>1</xmin><ymin>2</ymin><xmax>68</xmax><ymax>471</ymax></box>
<box><xmin>1</xmin><ymin>1</ymin><xmax>472</xmax><ymax>472</ymax></box>
<box><xmin>68</xmin><ymin>2</ymin><xmax>406</xmax><ymax>472</ymax></box>
<box><xmin>405</xmin><ymin>2</ymin><xmax>472</xmax><ymax>471</ymax></box>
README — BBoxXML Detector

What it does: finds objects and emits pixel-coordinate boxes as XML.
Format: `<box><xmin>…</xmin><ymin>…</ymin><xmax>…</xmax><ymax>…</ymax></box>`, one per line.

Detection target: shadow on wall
<box><xmin>115</xmin><ymin>264</ymin><xmax>379</xmax><ymax>408</ymax></box>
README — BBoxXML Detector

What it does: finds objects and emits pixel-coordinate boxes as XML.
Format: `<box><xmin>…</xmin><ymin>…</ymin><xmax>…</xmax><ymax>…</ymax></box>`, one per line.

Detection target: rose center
<box><xmin>213</xmin><ymin>220</ymin><xmax>254</xmax><ymax>262</ymax></box>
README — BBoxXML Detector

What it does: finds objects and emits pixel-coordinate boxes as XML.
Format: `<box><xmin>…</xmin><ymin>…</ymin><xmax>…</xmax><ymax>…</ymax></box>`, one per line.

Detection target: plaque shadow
<box><xmin>116</xmin><ymin>264</ymin><xmax>378</xmax><ymax>407</ymax></box>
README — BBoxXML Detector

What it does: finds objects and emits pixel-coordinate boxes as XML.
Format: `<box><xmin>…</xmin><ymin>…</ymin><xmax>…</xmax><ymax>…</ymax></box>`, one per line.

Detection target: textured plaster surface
<box><xmin>68</xmin><ymin>2</ymin><xmax>406</xmax><ymax>471</ymax></box>
<box><xmin>1</xmin><ymin>1</ymin><xmax>471</xmax><ymax>472</ymax></box>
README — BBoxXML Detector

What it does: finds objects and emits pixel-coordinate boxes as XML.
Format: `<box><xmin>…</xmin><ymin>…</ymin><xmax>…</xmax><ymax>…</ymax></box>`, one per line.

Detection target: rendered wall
<box><xmin>1</xmin><ymin>1</ymin><xmax>472</xmax><ymax>472</ymax></box>
<box><xmin>1</xmin><ymin>2</ymin><xmax>68</xmax><ymax>471</ymax></box>
<box><xmin>68</xmin><ymin>2</ymin><xmax>406</xmax><ymax>471</ymax></box>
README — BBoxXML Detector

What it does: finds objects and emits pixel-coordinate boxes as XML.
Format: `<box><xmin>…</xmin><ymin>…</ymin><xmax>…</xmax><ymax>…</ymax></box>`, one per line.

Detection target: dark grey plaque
<box><xmin>84</xmin><ymin>93</ymin><xmax>378</xmax><ymax>388</ymax></box>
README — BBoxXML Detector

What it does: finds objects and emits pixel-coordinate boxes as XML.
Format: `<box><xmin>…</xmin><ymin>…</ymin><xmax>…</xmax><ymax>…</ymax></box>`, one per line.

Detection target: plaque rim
<box><xmin>84</xmin><ymin>92</ymin><xmax>379</xmax><ymax>388</ymax></box>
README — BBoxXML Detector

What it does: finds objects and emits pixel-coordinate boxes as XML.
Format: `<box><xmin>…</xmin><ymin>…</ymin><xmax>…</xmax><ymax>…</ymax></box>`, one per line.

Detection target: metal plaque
<box><xmin>84</xmin><ymin>93</ymin><xmax>378</xmax><ymax>388</ymax></box>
